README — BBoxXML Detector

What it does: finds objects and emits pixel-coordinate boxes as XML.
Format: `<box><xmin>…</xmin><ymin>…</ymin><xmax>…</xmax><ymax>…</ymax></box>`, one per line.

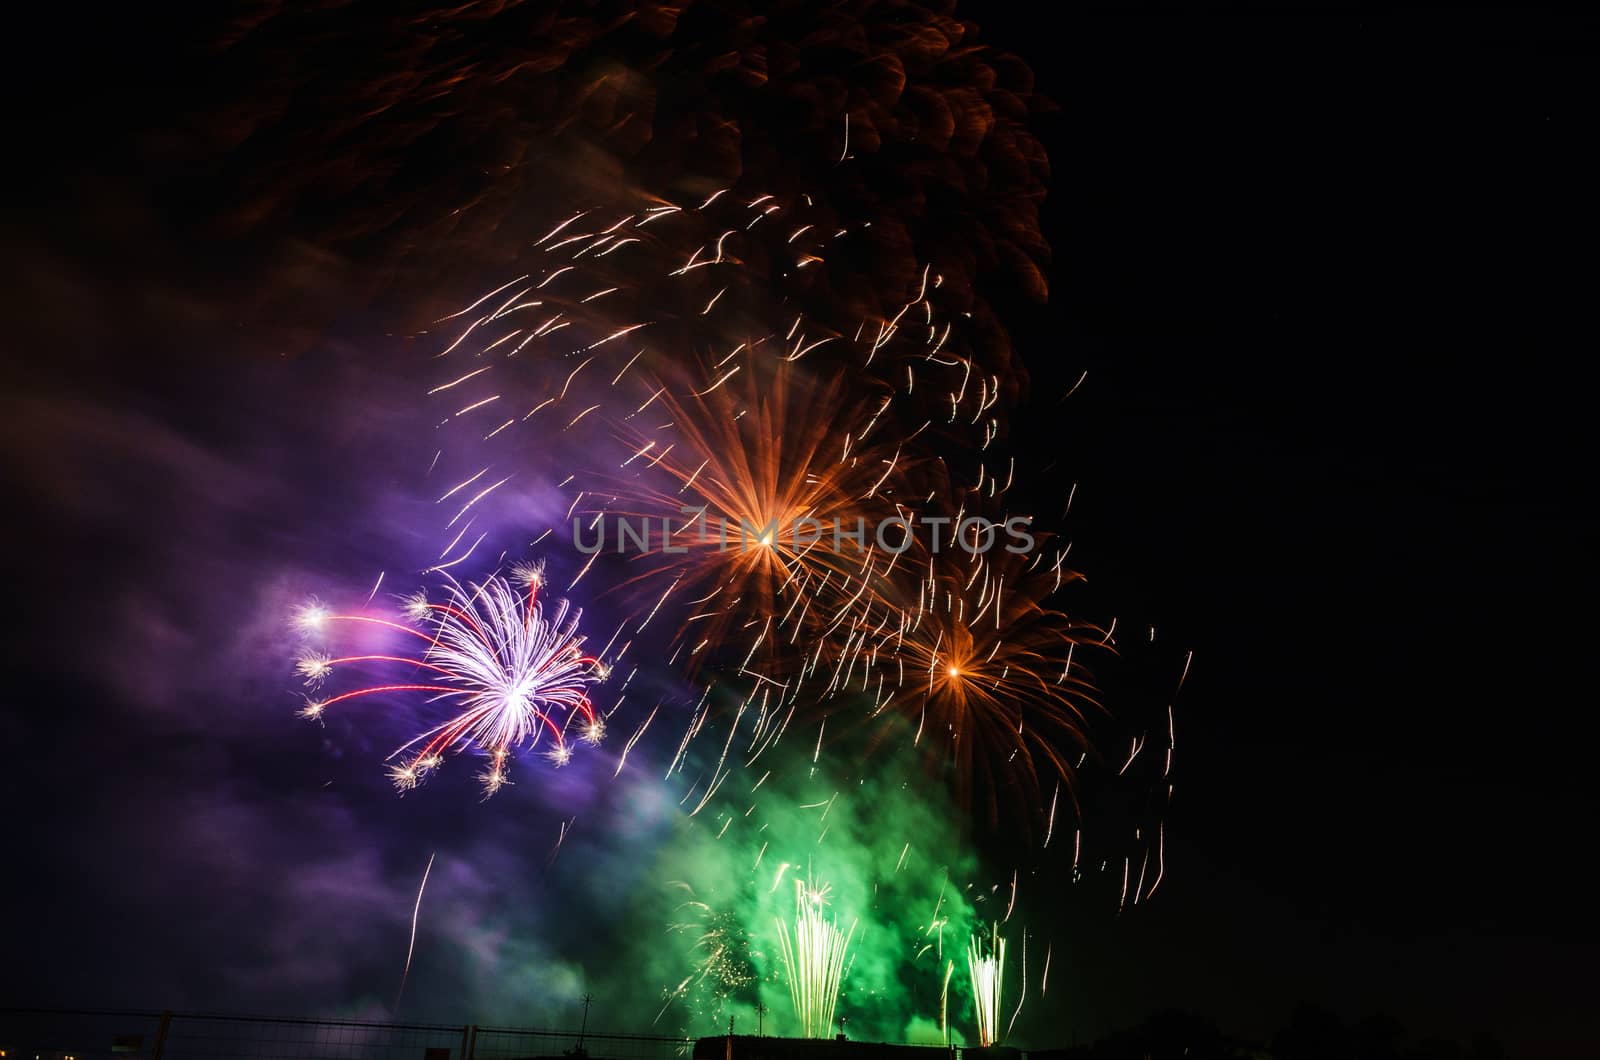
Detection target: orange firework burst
<box><xmin>602</xmin><ymin>355</ymin><xmax>914</xmax><ymax>673</ymax></box>
<box><xmin>873</xmin><ymin>551</ymin><xmax>1102</xmax><ymax>826</ymax></box>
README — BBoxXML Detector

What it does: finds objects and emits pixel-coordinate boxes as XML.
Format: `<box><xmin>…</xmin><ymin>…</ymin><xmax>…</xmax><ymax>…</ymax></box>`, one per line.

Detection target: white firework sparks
<box><xmin>292</xmin><ymin>567</ymin><xmax>607</xmax><ymax>795</ymax></box>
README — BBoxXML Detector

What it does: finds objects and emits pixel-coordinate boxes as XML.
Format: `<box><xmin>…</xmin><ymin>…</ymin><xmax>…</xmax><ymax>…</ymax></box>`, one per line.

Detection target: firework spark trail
<box><xmin>936</xmin><ymin>957</ymin><xmax>955</xmax><ymax>1044</ymax></box>
<box><xmin>1044</xmin><ymin>782</ymin><xmax>1059</xmax><ymax>847</ymax></box>
<box><xmin>550</xmin><ymin>817</ymin><xmax>576</xmax><ymax>865</ymax></box>
<box><xmin>293</xmin><ymin>568</ymin><xmax>606</xmax><ymax>794</ymax></box>
<box><xmin>1005</xmin><ymin>930</ymin><xmax>1027</xmax><ymax>1040</ymax></box>
<box><xmin>393</xmin><ymin>852</ymin><xmax>435</xmax><ymax>1015</ymax></box>
<box><xmin>428</xmin><ymin>188</ymin><xmax>1005</xmax><ymax>520</ymax></box>
<box><xmin>615</xmin><ymin>703</ymin><xmax>660</xmax><ymax>777</ymax></box>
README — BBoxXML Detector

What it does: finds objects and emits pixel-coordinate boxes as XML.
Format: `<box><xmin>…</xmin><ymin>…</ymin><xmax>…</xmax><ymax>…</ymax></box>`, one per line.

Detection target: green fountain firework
<box><xmin>775</xmin><ymin>876</ymin><xmax>858</xmax><ymax>1038</ymax></box>
<box><xmin>641</xmin><ymin>726</ymin><xmax>995</xmax><ymax>1044</ymax></box>
<box><xmin>967</xmin><ymin>923</ymin><xmax>1007</xmax><ymax>1047</ymax></box>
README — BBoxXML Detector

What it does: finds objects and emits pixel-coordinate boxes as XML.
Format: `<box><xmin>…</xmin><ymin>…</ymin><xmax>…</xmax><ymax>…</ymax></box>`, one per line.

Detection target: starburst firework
<box><xmin>293</xmin><ymin>568</ymin><xmax>606</xmax><ymax>794</ymax></box>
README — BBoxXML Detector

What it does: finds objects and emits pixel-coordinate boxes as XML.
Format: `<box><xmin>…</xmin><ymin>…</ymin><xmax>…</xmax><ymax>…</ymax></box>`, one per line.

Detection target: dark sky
<box><xmin>987</xmin><ymin>9</ymin><xmax>1598</xmax><ymax>1056</ymax></box>
<box><xmin>3</xmin><ymin>6</ymin><xmax>1596</xmax><ymax>1059</ymax></box>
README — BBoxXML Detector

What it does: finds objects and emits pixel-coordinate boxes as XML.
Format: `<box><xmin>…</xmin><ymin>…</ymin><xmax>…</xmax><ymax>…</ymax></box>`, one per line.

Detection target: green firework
<box><xmin>775</xmin><ymin>877</ymin><xmax>858</xmax><ymax>1037</ymax></box>
<box><xmin>967</xmin><ymin>923</ymin><xmax>1006</xmax><ymax>1047</ymax></box>
<box><xmin>640</xmin><ymin>726</ymin><xmax>994</xmax><ymax>1043</ymax></box>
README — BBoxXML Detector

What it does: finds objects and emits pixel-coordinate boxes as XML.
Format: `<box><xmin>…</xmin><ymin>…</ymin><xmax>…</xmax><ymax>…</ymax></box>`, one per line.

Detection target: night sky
<box><xmin>3</xmin><ymin>6</ymin><xmax>1596</xmax><ymax>1060</ymax></box>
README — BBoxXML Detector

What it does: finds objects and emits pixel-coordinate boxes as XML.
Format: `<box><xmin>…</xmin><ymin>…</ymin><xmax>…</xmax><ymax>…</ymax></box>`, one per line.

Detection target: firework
<box><xmin>693</xmin><ymin>906</ymin><xmax>759</xmax><ymax>1002</ymax></box>
<box><xmin>601</xmin><ymin>355</ymin><xmax>912</xmax><ymax>671</ymax></box>
<box><xmin>664</xmin><ymin>889</ymin><xmax>761</xmax><ymax>1028</ymax></box>
<box><xmin>860</xmin><ymin>551</ymin><xmax>1100</xmax><ymax>827</ymax></box>
<box><xmin>420</xmin><ymin>179</ymin><xmax>1025</xmax><ymax>660</ymax></box>
<box><xmin>421</xmin><ymin>180</ymin><xmax>1008</xmax><ymax>560</ymax></box>
<box><xmin>293</xmin><ymin>567</ymin><xmax>607</xmax><ymax>795</ymax></box>
<box><xmin>265</xmin><ymin>5</ymin><xmax>1109</xmax><ymax>847</ymax></box>
<box><xmin>775</xmin><ymin>876</ymin><xmax>858</xmax><ymax>1039</ymax></box>
<box><xmin>414</xmin><ymin>209</ymin><xmax>1104</xmax><ymax>836</ymax></box>
<box><xmin>194</xmin><ymin>1</ymin><xmax>1049</xmax><ymax>376</ymax></box>
<box><xmin>967</xmin><ymin>923</ymin><xmax>1006</xmax><ymax>1047</ymax></box>
<box><xmin>394</xmin><ymin>852</ymin><xmax>435</xmax><ymax>1015</ymax></box>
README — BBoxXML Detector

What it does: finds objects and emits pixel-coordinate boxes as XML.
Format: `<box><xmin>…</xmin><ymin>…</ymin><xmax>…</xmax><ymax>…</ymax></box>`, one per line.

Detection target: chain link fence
<box><xmin>0</xmin><ymin>1010</ymin><xmax>695</xmax><ymax>1060</ymax></box>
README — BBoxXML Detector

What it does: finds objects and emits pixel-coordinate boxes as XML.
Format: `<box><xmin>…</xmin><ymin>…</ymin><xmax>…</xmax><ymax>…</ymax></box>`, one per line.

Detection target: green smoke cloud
<box><xmin>633</xmin><ymin>711</ymin><xmax>991</xmax><ymax>1045</ymax></box>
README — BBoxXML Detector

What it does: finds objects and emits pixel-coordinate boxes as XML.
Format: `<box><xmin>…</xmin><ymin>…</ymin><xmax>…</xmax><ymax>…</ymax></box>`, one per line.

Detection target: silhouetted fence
<box><xmin>0</xmin><ymin>1009</ymin><xmax>696</xmax><ymax>1060</ymax></box>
